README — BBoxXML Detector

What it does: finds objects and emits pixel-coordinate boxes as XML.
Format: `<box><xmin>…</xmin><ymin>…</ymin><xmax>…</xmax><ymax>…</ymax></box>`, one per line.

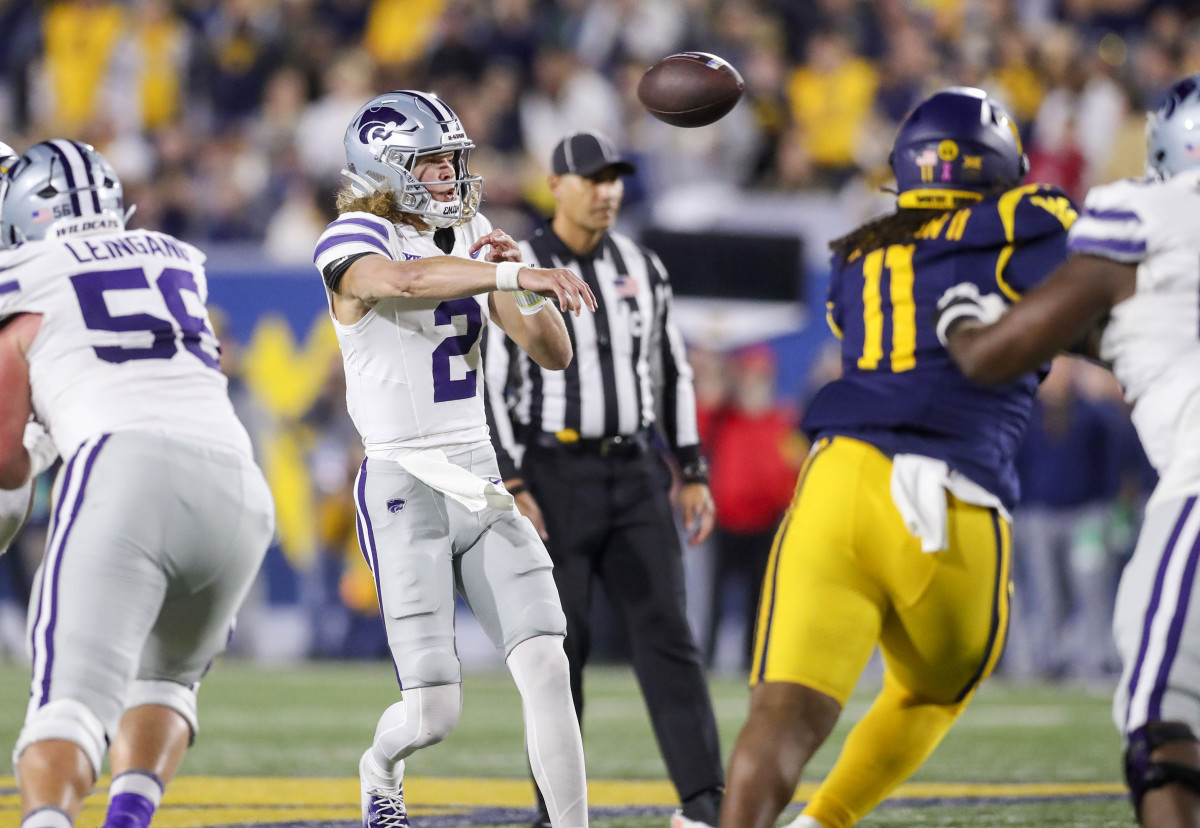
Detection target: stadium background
<box><xmin>0</xmin><ymin>1</ymin><xmax>1187</xmax><ymax>824</ymax></box>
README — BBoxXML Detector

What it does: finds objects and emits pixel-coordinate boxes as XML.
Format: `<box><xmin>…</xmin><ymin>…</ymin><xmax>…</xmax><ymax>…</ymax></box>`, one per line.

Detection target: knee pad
<box><xmin>507</xmin><ymin>601</ymin><xmax>567</xmax><ymax>653</ymax></box>
<box><xmin>408</xmin><ymin>647</ymin><xmax>462</xmax><ymax>687</ymax></box>
<box><xmin>14</xmin><ymin>698</ymin><xmax>107</xmax><ymax>781</ymax></box>
<box><xmin>126</xmin><ymin>680</ymin><xmax>199</xmax><ymax>744</ymax></box>
<box><xmin>375</xmin><ymin>684</ymin><xmax>462</xmax><ymax>760</ymax></box>
<box><xmin>1124</xmin><ymin>721</ymin><xmax>1200</xmax><ymax>813</ymax></box>
<box><xmin>507</xmin><ymin>634</ymin><xmax>569</xmax><ymax>678</ymax></box>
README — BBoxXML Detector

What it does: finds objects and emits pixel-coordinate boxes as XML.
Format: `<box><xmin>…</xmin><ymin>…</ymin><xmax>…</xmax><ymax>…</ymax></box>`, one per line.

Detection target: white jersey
<box><xmin>0</xmin><ymin>229</ymin><xmax>252</xmax><ymax>460</ymax></box>
<box><xmin>313</xmin><ymin>211</ymin><xmax>496</xmax><ymax>458</ymax></box>
<box><xmin>1067</xmin><ymin>169</ymin><xmax>1200</xmax><ymax>505</ymax></box>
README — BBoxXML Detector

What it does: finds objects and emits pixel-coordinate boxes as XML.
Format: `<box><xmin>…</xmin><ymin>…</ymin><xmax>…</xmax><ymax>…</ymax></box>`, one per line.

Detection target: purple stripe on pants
<box><xmin>38</xmin><ymin>434</ymin><xmax>110</xmax><ymax>707</ymax></box>
<box><xmin>1124</xmin><ymin>496</ymin><xmax>1197</xmax><ymax>730</ymax></box>
<box><xmin>354</xmin><ymin>459</ymin><xmax>402</xmax><ymax>689</ymax></box>
<box><xmin>1147</xmin><ymin>514</ymin><xmax>1200</xmax><ymax>721</ymax></box>
<box><xmin>29</xmin><ymin>448</ymin><xmax>83</xmax><ymax>699</ymax></box>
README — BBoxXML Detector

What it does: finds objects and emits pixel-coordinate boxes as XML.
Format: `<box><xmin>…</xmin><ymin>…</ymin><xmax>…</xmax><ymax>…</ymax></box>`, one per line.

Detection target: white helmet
<box><xmin>1147</xmin><ymin>74</ymin><xmax>1200</xmax><ymax>180</ymax></box>
<box><xmin>0</xmin><ymin>140</ymin><xmax>125</xmax><ymax>249</ymax></box>
<box><xmin>342</xmin><ymin>90</ymin><xmax>481</xmax><ymax>228</ymax></box>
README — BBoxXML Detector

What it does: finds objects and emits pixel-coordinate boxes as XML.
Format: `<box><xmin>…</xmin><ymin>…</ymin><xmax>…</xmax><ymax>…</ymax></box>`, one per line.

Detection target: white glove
<box><xmin>22</xmin><ymin>420</ymin><xmax>58</xmax><ymax>478</ymax></box>
<box><xmin>934</xmin><ymin>283</ymin><xmax>1008</xmax><ymax>347</ymax></box>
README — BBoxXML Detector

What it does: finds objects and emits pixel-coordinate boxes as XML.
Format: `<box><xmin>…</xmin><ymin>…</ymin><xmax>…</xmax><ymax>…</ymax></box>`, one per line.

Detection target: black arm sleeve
<box><xmin>322</xmin><ymin>252</ymin><xmax>374</xmax><ymax>293</ymax></box>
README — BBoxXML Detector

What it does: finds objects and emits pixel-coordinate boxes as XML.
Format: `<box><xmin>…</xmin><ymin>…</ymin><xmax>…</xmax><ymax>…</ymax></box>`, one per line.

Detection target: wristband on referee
<box><xmin>495</xmin><ymin>261</ymin><xmax>525</xmax><ymax>292</ymax></box>
<box><xmin>513</xmin><ymin>290</ymin><xmax>548</xmax><ymax>315</ymax></box>
<box><xmin>680</xmin><ymin>458</ymin><xmax>710</xmax><ymax>486</ymax></box>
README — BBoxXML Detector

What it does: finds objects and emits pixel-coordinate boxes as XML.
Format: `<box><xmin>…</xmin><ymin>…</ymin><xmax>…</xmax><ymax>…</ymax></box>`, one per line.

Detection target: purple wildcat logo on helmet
<box><xmin>357</xmin><ymin>106</ymin><xmax>416</xmax><ymax>146</ymax></box>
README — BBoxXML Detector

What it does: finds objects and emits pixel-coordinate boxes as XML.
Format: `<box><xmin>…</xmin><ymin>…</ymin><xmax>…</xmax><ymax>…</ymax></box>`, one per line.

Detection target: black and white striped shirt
<box><xmin>484</xmin><ymin>225</ymin><xmax>701</xmax><ymax>477</ymax></box>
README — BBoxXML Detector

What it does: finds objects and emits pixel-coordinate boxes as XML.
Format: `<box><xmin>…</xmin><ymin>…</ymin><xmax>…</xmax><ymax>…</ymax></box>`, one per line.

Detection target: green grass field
<box><xmin>0</xmin><ymin>659</ymin><xmax>1134</xmax><ymax>826</ymax></box>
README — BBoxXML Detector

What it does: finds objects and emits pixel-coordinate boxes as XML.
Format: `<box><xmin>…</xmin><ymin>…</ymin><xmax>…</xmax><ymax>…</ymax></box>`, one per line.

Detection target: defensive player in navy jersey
<box><xmin>720</xmin><ymin>88</ymin><xmax>1078</xmax><ymax>828</ymax></box>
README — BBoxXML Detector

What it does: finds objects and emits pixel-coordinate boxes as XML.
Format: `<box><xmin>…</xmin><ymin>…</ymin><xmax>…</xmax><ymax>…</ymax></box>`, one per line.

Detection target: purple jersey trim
<box><xmin>38</xmin><ymin>434</ymin><xmax>111</xmax><ymax>706</ymax></box>
<box><xmin>333</xmin><ymin>215</ymin><xmax>393</xmax><ymax>239</ymax></box>
<box><xmin>0</xmin><ymin>279</ymin><xmax>18</xmax><ymax>294</ymax></box>
<box><xmin>1081</xmin><ymin>207</ymin><xmax>1141</xmax><ymax>222</ymax></box>
<box><xmin>1067</xmin><ymin>236</ymin><xmax>1146</xmax><ymax>257</ymax></box>
<box><xmin>1124</xmin><ymin>496</ymin><xmax>1196</xmax><ymax>731</ymax></box>
<box><xmin>313</xmin><ymin>232</ymin><xmax>390</xmax><ymax>263</ymax></box>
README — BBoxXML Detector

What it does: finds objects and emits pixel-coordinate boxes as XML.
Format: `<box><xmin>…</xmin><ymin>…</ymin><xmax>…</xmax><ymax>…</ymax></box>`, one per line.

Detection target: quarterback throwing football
<box><xmin>313</xmin><ymin>90</ymin><xmax>595</xmax><ymax>828</ymax></box>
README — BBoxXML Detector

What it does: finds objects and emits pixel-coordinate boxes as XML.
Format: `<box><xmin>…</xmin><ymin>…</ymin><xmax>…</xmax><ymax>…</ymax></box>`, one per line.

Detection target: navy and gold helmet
<box><xmin>890</xmin><ymin>87</ymin><xmax>1029</xmax><ymax>210</ymax></box>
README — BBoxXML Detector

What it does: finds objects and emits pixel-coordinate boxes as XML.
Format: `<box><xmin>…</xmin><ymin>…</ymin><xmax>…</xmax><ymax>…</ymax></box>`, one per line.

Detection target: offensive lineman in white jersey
<box><xmin>937</xmin><ymin>75</ymin><xmax>1200</xmax><ymax>827</ymax></box>
<box><xmin>0</xmin><ymin>140</ymin><xmax>57</xmax><ymax>557</ymax></box>
<box><xmin>0</xmin><ymin>140</ymin><xmax>275</xmax><ymax>828</ymax></box>
<box><xmin>314</xmin><ymin>90</ymin><xmax>596</xmax><ymax>828</ymax></box>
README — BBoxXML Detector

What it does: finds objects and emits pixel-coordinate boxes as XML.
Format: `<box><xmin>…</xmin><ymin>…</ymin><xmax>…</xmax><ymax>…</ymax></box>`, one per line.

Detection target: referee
<box><xmin>485</xmin><ymin>131</ymin><xmax>724</xmax><ymax>828</ymax></box>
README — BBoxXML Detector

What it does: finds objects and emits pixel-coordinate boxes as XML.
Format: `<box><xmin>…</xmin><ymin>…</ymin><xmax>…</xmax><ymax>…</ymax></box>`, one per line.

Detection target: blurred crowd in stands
<box><xmin>0</xmin><ymin>0</ymin><xmax>1182</xmax><ymax>679</ymax></box>
<box><xmin>2</xmin><ymin>0</ymin><xmax>1197</xmax><ymax>252</ymax></box>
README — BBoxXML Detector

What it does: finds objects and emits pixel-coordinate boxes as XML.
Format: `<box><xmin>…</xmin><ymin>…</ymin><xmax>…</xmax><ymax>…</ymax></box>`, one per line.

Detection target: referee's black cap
<box><xmin>551</xmin><ymin>131</ymin><xmax>637</xmax><ymax>178</ymax></box>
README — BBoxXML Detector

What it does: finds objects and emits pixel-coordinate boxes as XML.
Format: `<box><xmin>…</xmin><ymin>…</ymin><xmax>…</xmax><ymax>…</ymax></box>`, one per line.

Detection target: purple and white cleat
<box><xmin>359</xmin><ymin>750</ymin><xmax>409</xmax><ymax>828</ymax></box>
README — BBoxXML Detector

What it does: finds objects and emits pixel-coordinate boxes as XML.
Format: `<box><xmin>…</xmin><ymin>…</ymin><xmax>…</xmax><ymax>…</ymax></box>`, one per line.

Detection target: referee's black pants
<box><xmin>524</xmin><ymin>440</ymin><xmax>724</xmax><ymax>809</ymax></box>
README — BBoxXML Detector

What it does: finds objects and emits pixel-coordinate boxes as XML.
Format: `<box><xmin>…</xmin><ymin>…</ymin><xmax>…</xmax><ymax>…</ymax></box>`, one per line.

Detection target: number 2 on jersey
<box><xmin>858</xmin><ymin>244</ymin><xmax>916</xmax><ymax>372</ymax></box>
<box><xmin>432</xmin><ymin>297</ymin><xmax>482</xmax><ymax>402</ymax></box>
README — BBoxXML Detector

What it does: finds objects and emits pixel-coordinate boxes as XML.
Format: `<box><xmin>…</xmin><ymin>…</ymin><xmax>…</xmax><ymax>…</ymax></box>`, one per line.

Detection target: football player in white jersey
<box><xmin>0</xmin><ymin>140</ymin><xmax>58</xmax><ymax>558</ymax></box>
<box><xmin>0</xmin><ymin>140</ymin><xmax>275</xmax><ymax>828</ymax></box>
<box><xmin>936</xmin><ymin>75</ymin><xmax>1200</xmax><ymax>827</ymax></box>
<box><xmin>314</xmin><ymin>90</ymin><xmax>596</xmax><ymax>828</ymax></box>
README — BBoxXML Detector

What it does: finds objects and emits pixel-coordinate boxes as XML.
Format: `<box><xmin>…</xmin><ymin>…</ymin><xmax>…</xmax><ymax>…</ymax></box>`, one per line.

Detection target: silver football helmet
<box><xmin>0</xmin><ymin>140</ymin><xmax>125</xmax><ymax>249</ymax></box>
<box><xmin>1147</xmin><ymin>74</ymin><xmax>1200</xmax><ymax>180</ymax></box>
<box><xmin>343</xmin><ymin>90</ymin><xmax>481</xmax><ymax>228</ymax></box>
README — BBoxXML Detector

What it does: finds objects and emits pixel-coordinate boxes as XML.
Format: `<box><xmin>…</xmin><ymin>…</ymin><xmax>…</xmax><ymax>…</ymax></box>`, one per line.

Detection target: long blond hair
<box><xmin>334</xmin><ymin>184</ymin><xmax>427</xmax><ymax>230</ymax></box>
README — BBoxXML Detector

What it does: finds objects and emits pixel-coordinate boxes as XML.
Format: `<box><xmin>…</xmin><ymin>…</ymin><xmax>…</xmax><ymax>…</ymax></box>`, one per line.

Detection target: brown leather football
<box><xmin>637</xmin><ymin>52</ymin><xmax>745</xmax><ymax>128</ymax></box>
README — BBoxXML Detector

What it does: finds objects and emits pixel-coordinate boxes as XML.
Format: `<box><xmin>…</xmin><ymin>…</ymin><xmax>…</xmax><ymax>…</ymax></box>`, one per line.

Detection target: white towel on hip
<box><xmin>395</xmin><ymin>449</ymin><xmax>515</xmax><ymax>512</ymax></box>
<box><xmin>890</xmin><ymin>454</ymin><xmax>1010</xmax><ymax>553</ymax></box>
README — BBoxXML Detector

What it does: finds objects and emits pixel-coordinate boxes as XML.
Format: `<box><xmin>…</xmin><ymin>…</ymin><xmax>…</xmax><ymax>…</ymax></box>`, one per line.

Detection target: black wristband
<box><xmin>507</xmin><ymin>482</ymin><xmax>528</xmax><ymax>496</ymax></box>
<box><xmin>680</xmin><ymin>458</ymin><xmax>709</xmax><ymax>486</ymax></box>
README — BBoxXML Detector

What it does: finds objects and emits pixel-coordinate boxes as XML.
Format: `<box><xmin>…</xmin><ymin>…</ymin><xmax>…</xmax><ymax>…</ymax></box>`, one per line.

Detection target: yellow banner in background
<box><xmin>237</xmin><ymin>313</ymin><xmax>343</xmax><ymax>568</ymax></box>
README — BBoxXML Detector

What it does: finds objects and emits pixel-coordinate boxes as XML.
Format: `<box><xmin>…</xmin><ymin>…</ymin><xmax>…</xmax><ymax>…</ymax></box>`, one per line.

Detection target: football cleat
<box><xmin>669</xmin><ymin>811</ymin><xmax>715</xmax><ymax>828</ymax></box>
<box><xmin>359</xmin><ymin>751</ymin><xmax>409</xmax><ymax>828</ymax></box>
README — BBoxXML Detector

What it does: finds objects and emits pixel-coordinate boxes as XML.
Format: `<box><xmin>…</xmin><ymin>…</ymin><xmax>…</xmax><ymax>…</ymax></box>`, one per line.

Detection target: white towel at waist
<box><xmin>889</xmin><ymin>454</ymin><xmax>1010</xmax><ymax>553</ymax></box>
<box><xmin>395</xmin><ymin>449</ymin><xmax>515</xmax><ymax>513</ymax></box>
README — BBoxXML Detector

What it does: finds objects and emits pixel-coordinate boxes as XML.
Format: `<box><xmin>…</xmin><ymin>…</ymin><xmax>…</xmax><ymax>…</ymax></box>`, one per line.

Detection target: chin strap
<box><xmin>341</xmin><ymin>168</ymin><xmax>380</xmax><ymax>197</ymax></box>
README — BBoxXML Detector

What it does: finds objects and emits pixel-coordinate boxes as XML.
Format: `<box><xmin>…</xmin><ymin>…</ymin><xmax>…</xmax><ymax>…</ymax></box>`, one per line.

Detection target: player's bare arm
<box><xmin>0</xmin><ymin>313</ymin><xmax>41</xmax><ymax>489</ymax></box>
<box><xmin>944</xmin><ymin>254</ymin><xmax>1136</xmax><ymax>384</ymax></box>
<box><xmin>333</xmin><ymin>254</ymin><xmax>595</xmax><ymax>324</ymax></box>
<box><xmin>489</xmin><ymin>290</ymin><xmax>573</xmax><ymax>371</ymax></box>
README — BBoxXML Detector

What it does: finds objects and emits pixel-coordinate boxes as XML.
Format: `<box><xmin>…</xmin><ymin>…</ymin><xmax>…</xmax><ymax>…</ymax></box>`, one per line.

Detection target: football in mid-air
<box><xmin>637</xmin><ymin>52</ymin><xmax>745</xmax><ymax>128</ymax></box>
